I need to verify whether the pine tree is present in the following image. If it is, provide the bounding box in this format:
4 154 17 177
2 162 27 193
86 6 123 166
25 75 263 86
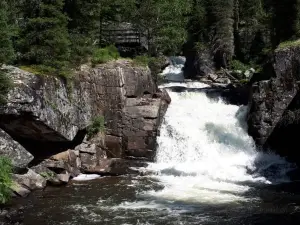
271 0 299 47
64 0 100 63
135 0 191 55
0 0 15 64
187 0 207 44
19 0 70 72
207 0 234 68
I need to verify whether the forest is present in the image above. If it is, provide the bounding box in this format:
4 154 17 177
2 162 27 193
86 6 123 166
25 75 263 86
0 0 300 76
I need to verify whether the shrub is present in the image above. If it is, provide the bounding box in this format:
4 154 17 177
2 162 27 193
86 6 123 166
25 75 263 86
132 55 151 67
40 171 55 179
0 70 12 104
231 60 249 72
92 45 120 65
0 156 13 204
277 39 300 50
87 116 105 140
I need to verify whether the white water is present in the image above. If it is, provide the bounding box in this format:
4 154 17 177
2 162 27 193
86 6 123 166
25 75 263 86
73 174 101 181
145 58 295 204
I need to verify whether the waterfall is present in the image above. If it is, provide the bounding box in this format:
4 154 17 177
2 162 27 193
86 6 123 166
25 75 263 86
145 58 295 204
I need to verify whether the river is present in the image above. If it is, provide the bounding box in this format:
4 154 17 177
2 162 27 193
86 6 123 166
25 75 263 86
18 58 300 225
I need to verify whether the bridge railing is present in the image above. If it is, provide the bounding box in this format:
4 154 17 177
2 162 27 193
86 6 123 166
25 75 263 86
101 23 148 50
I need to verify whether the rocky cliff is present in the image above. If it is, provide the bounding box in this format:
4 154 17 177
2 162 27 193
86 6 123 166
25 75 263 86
0 59 170 196
248 46 300 164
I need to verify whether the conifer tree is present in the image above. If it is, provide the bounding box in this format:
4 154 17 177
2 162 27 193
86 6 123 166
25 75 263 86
207 0 234 68
19 0 70 72
135 0 191 55
0 0 15 64
187 0 207 43
271 0 299 47
64 0 100 63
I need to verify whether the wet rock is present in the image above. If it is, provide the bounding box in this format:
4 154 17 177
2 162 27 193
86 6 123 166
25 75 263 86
13 169 46 191
4 206 24 225
80 153 98 169
56 173 70 184
84 158 147 176
11 183 31 197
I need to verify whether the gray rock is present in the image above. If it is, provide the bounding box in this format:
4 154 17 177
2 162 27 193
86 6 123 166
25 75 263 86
0 59 170 178
208 74 218 81
248 46 300 163
11 183 31 197
75 142 97 154
84 158 147 175
0 129 33 170
13 169 46 191
57 173 70 184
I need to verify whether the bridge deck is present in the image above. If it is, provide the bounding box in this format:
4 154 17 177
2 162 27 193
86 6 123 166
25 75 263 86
101 22 148 50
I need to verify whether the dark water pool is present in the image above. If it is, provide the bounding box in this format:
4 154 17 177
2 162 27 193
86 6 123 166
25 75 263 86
17 176 300 225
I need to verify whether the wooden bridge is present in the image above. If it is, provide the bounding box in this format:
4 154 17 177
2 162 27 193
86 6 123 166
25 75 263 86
101 22 149 54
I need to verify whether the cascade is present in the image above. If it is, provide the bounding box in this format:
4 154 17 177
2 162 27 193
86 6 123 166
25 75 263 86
145 57 294 204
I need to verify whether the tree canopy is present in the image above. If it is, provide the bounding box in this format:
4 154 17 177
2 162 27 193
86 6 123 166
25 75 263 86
0 0 299 72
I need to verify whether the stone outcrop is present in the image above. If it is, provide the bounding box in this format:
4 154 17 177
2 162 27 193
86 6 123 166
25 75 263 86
0 59 170 195
0 129 33 171
247 46 300 163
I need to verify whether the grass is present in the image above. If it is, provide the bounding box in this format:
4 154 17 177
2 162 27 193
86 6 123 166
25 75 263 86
92 45 120 65
0 156 13 204
19 64 72 80
132 55 152 67
277 39 300 50
87 116 105 140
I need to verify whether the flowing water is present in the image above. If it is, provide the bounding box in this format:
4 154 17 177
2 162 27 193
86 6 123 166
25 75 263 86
19 58 300 225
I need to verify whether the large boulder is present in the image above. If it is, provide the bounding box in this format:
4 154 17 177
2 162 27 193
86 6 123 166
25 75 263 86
0 59 170 176
13 169 47 191
248 45 300 163
0 128 33 170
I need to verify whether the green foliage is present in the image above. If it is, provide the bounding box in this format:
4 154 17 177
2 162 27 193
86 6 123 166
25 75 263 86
87 116 105 139
231 60 249 72
0 0 300 81
0 70 12 104
0 0 15 64
276 39 300 50
134 0 192 55
40 171 55 179
132 55 151 67
19 64 72 80
92 45 120 65
19 0 70 73
271 0 300 47
64 0 100 64
207 0 235 68
0 156 13 204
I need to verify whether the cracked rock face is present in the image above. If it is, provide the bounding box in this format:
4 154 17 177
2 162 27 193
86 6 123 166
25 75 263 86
0 59 170 193
0 128 33 170
247 47 300 163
